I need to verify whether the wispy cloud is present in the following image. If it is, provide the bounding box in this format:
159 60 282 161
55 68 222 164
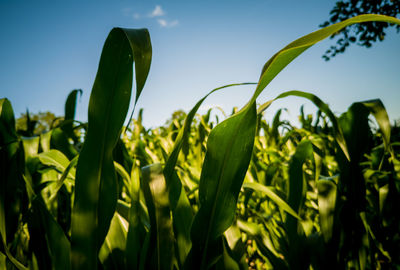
123 5 179 28
157 18 179 28
149 5 165 17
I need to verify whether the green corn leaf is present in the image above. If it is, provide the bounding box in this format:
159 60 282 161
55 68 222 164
114 161 132 197
215 237 240 270
40 130 52 152
116 199 130 221
339 102 371 162
62 89 82 142
360 99 391 151
27 197 71 270
250 14 400 103
64 89 82 122
99 213 128 269
167 171 193 267
252 15 400 164
37 149 75 178
287 140 313 216
48 155 78 202
285 140 313 268
22 136 39 160
317 177 338 243
50 128 78 160
113 139 134 177
0 99 28 269
126 165 148 269
70 27 152 269
189 102 257 269
224 223 246 267
242 182 301 220
0 98 18 144
141 163 176 270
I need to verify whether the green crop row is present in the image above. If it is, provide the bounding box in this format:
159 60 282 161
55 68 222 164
1 15 400 270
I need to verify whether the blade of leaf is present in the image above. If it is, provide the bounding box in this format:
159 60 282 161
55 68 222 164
189 102 257 269
62 89 82 142
70 27 152 269
251 14 400 103
361 99 391 151
285 140 313 269
125 165 148 269
0 99 29 270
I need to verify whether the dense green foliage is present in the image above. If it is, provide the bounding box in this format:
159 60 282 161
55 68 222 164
1 15 400 269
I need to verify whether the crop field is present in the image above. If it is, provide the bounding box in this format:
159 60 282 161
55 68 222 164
1 14 400 270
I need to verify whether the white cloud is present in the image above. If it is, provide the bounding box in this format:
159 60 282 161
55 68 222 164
124 5 178 28
157 18 167 27
149 5 165 17
157 18 179 28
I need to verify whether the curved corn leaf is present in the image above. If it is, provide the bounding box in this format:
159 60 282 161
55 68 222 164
99 213 128 269
252 15 400 165
70 27 152 269
37 149 75 179
242 182 301 220
189 102 257 269
360 99 391 151
250 14 400 103
62 89 82 142
163 83 255 266
114 161 131 197
64 89 82 122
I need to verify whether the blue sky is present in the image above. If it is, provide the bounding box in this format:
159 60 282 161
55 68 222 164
1 1 399 128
